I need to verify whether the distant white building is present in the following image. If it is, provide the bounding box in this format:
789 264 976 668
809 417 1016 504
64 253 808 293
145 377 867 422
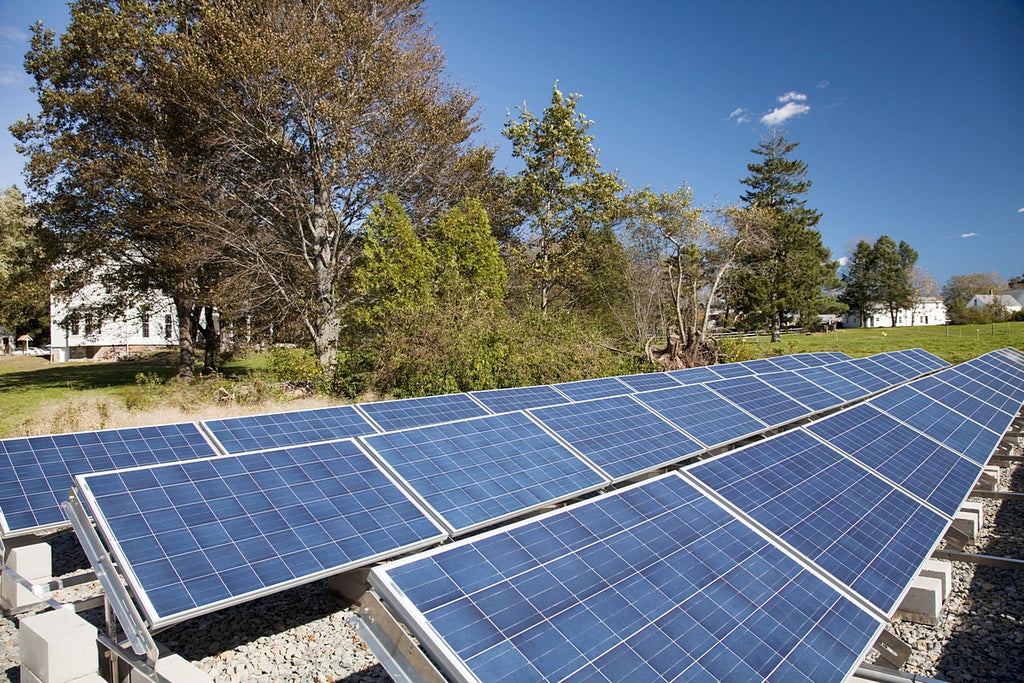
966 293 1022 315
841 297 947 328
50 281 178 362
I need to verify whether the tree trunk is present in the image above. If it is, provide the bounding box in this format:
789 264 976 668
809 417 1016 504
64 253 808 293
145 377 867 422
174 294 197 381
770 311 782 343
199 305 220 374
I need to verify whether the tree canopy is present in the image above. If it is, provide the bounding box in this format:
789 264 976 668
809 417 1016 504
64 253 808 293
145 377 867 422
840 235 919 327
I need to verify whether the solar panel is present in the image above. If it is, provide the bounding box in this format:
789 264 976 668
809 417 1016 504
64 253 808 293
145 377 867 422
357 393 491 433
706 376 811 426
756 371 845 413
708 362 756 379
815 352 854 364
528 395 703 481
666 365 721 385
551 376 631 402
360 412 608 534
794 366 870 402
864 353 919 380
739 358 785 374
470 385 569 414
633 384 767 449
203 406 376 455
954 361 1024 404
886 349 939 376
868 386 1000 465
613 372 681 392
909 375 1014 434
0 423 219 536
75 439 447 628
965 356 1024 399
762 355 810 371
902 348 951 372
944 367 1024 414
370 474 882 683
806 404 983 517
830 360 891 393
685 429 949 614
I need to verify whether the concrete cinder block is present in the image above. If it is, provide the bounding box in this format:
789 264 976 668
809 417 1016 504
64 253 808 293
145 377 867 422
978 466 1001 490
2 543 52 610
895 576 944 626
962 500 985 526
919 559 952 600
949 510 979 542
19 608 99 683
130 654 213 683
327 567 371 605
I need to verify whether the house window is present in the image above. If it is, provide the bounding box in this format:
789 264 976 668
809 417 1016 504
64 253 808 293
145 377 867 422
164 314 173 339
141 313 150 338
84 313 101 335
70 315 80 335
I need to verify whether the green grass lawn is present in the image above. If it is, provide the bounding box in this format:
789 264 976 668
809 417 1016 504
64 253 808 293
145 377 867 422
721 321 1024 365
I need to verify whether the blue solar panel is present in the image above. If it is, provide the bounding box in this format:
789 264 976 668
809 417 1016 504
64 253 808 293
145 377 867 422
360 412 608 534
956 360 1024 404
529 395 703 481
945 367 1024 414
764 355 811 371
868 386 1001 465
634 384 766 448
707 376 810 425
815 352 854 364
709 362 756 379
614 372 681 392
966 356 1024 399
831 360 891 393
0 423 219 536
470 385 569 414
910 375 1014 434
371 474 881 683
902 348 950 372
358 393 491 433
203 406 376 455
794 366 870 402
885 349 938 376
756 371 845 413
76 439 446 628
806 404 983 517
666 365 721 385
865 353 919 380
686 429 949 614
740 358 785 374
552 376 631 402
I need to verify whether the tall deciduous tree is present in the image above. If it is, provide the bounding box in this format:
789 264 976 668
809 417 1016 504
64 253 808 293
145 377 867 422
942 272 1008 324
13 0 224 379
184 0 494 371
503 84 625 315
731 131 837 341
0 186 57 342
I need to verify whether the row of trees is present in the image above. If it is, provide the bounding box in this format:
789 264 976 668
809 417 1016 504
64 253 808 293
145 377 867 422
5 0 916 396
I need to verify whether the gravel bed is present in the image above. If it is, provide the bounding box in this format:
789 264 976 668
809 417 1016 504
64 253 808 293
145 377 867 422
3 443 1023 682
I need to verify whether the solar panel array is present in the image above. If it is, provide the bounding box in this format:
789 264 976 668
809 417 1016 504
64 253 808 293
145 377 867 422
61 349 927 630
366 349 1024 682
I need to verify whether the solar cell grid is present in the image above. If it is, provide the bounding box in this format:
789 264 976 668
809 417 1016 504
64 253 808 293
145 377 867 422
372 474 881 683
952 363 1024 404
832 360 891 393
760 354 808 371
794 366 870 402
904 348 951 371
967 356 1024 397
613 372 681 392
706 375 811 426
739 358 785 374
942 368 1023 415
866 353 920 380
848 357 907 386
755 371 844 413
528 395 703 481
76 439 446 628
686 429 950 614
360 412 608 534
551 376 631 402
868 386 1001 465
708 362 756 379
1 423 218 536
665 365 721 385
633 384 766 449
203 406 376 455
910 375 1014 434
470 385 569 414
357 393 491 433
806 404 983 516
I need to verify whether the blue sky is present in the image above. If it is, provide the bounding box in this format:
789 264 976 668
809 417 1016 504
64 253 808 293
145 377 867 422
1 0 1022 285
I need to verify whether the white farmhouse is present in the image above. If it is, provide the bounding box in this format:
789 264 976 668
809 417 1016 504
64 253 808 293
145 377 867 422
841 297 947 328
50 282 178 362
965 293 1023 315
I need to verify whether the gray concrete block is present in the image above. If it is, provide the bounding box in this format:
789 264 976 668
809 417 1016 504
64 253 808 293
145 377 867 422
895 576 943 626
2 543 52 610
19 608 99 683
978 465 1001 490
130 654 213 683
919 558 952 601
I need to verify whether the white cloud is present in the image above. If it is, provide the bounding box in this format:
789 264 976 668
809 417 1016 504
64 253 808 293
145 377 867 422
0 67 25 86
778 91 807 103
760 102 810 126
727 107 750 124
837 256 849 267
961 232 978 238
1018 207 1024 213
0 25 27 46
